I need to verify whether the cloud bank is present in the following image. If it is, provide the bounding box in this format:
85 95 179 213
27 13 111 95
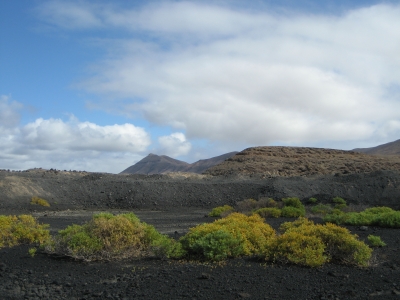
0 96 151 173
37 1 400 149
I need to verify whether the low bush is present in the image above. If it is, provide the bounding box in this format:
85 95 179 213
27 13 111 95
332 197 346 205
253 207 281 218
281 206 305 218
180 213 276 260
236 199 259 212
308 197 318 204
282 197 303 209
367 235 386 247
323 206 400 228
0 215 50 248
208 205 234 217
45 213 179 261
311 204 333 215
30 196 50 207
268 218 372 267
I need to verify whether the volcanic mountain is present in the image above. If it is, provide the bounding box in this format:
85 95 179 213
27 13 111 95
120 152 238 175
353 139 400 155
204 146 400 177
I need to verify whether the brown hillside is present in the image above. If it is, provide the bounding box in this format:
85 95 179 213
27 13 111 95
353 139 400 155
204 146 400 177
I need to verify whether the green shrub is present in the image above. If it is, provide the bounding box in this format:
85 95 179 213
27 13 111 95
282 197 303 208
367 235 386 247
308 197 318 204
253 207 281 218
311 204 333 215
30 196 50 207
323 206 400 228
208 205 234 217
187 229 243 261
332 197 346 205
268 218 372 267
334 203 348 211
376 211 400 228
364 207 394 215
180 213 276 260
28 247 37 257
0 215 50 248
281 206 305 218
46 212 177 261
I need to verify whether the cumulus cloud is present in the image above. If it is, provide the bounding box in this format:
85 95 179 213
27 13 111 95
0 101 151 173
38 2 400 149
158 132 192 157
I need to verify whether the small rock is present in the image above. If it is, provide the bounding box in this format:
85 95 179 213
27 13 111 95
360 226 368 231
198 273 211 279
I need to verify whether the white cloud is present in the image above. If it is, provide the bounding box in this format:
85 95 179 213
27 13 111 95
0 95 23 128
158 132 192 157
0 98 151 172
37 1 103 29
39 2 400 150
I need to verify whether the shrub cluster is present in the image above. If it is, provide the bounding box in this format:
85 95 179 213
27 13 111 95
30 196 50 207
179 213 276 261
45 212 181 261
235 197 305 218
323 206 400 228
179 214 371 267
0 215 50 248
208 205 234 217
269 218 372 267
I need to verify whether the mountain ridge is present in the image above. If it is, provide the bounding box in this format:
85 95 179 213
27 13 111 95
120 152 238 174
353 139 400 155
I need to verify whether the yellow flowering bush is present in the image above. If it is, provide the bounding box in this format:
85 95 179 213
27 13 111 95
180 213 276 260
0 215 50 248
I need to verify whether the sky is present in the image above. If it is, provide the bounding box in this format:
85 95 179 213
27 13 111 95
1 0 400 173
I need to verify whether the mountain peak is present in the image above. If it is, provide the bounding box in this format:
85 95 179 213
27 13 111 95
120 152 238 175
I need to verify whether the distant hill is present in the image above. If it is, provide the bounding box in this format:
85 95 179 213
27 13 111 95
120 152 238 175
204 146 400 177
353 139 400 155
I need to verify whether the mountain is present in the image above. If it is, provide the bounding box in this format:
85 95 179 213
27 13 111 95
353 139 400 155
204 146 400 177
120 152 238 175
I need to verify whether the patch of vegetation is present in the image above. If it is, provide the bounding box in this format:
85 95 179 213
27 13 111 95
179 213 276 261
253 207 281 218
281 197 305 217
30 196 50 207
267 217 372 267
0 215 50 248
311 203 333 215
208 205 234 217
28 247 37 257
45 212 180 261
332 197 347 210
307 197 318 204
180 214 371 267
323 206 400 228
367 235 386 247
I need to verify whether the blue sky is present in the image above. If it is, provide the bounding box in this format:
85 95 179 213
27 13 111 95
1 0 399 173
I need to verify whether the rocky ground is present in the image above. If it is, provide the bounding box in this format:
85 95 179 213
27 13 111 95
1 160 400 299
